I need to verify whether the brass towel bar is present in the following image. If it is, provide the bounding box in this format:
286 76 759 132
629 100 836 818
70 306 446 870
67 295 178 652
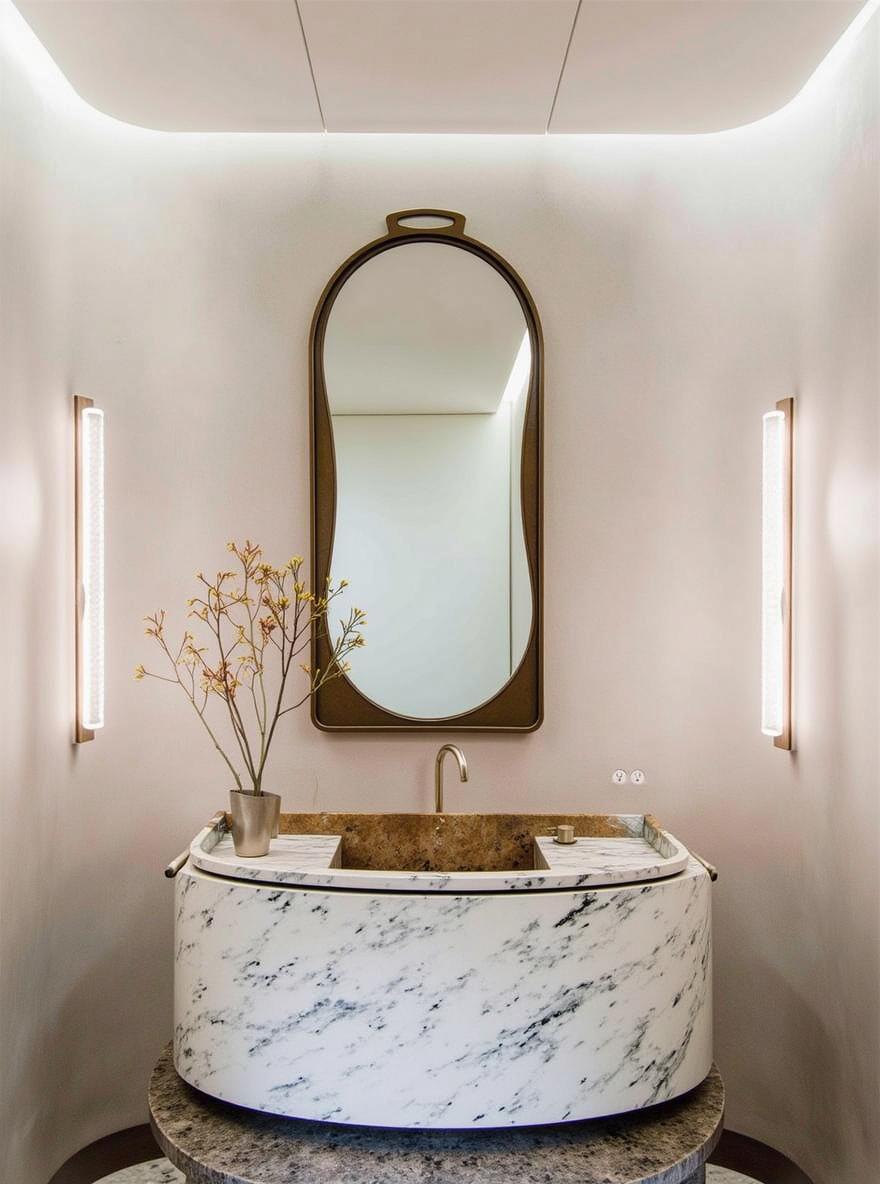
164 810 226 878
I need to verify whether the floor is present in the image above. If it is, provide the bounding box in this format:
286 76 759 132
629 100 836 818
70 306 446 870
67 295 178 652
94 1159 761 1183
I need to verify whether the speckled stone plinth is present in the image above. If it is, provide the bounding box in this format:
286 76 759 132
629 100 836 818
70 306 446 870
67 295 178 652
149 1045 724 1184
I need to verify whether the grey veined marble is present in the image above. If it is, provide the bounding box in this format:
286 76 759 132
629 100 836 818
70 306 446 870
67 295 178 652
188 816 690 893
174 857 712 1127
149 1044 725 1184
95 1161 184 1183
174 811 713 1129
97 1163 761 1184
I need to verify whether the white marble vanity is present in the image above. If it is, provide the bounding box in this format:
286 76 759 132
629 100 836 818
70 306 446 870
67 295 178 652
173 812 713 1129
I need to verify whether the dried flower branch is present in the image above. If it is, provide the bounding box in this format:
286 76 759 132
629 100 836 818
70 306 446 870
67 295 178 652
136 541 366 795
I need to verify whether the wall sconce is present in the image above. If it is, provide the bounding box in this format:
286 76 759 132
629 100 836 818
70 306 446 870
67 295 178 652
75 395 104 742
761 397 794 750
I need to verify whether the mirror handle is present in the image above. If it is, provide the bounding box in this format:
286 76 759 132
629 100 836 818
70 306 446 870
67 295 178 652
385 209 467 238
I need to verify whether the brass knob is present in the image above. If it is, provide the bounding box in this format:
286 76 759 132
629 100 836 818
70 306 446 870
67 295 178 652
553 824 576 845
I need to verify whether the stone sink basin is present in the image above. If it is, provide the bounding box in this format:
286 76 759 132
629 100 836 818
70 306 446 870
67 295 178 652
189 810 691 891
174 811 713 1129
273 810 663 872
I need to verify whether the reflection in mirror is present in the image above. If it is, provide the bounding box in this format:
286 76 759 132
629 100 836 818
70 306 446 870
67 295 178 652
325 243 533 719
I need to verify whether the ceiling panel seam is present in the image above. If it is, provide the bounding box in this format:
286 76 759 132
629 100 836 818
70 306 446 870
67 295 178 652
295 0 327 132
546 0 582 134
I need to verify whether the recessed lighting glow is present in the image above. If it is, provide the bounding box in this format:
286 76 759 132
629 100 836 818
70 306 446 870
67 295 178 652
2 0 877 138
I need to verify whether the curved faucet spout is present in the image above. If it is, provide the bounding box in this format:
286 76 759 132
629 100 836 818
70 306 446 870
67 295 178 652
435 744 468 814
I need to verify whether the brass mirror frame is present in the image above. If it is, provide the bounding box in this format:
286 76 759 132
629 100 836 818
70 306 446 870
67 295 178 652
310 210 543 732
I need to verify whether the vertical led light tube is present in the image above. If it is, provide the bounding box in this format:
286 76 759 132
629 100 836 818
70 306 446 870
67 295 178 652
761 398 793 749
75 395 105 741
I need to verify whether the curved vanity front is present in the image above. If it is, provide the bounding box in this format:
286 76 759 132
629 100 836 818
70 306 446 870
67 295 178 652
173 813 713 1129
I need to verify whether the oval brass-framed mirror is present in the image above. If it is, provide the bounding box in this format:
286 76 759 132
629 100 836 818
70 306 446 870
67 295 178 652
311 210 542 732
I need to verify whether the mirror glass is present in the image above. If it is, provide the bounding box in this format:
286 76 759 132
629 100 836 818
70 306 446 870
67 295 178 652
325 242 533 719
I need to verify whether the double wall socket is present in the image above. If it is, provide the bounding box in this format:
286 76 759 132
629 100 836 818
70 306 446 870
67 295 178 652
612 769 646 785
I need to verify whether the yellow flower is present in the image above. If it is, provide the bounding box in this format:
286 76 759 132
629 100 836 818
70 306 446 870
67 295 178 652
134 664 146 680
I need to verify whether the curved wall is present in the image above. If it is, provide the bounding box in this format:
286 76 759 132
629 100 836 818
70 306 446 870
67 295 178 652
0 3 877 1180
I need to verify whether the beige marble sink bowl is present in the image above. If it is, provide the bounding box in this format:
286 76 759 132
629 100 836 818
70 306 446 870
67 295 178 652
259 811 647 873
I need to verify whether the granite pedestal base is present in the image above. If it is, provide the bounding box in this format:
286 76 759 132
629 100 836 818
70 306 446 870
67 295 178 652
149 1045 723 1184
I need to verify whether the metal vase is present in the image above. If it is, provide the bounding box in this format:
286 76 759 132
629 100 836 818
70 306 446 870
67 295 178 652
229 790 279 857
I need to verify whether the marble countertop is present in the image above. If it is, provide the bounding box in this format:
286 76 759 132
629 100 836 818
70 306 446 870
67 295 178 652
190 822 690 892
149 1043 724 1184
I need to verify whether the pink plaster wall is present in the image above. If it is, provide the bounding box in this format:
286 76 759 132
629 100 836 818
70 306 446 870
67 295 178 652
1 5 877 1181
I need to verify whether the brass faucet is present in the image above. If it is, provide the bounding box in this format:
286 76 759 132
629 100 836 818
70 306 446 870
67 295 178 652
435 744 468 814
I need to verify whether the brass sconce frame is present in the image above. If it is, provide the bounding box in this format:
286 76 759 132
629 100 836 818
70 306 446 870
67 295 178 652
74 394 105 743
762 396 794 752
75 394 94 743
775 396 794 752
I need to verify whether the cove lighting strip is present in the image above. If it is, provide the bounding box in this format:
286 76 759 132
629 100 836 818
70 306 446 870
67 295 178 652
761 397 793 750
75 395 105 742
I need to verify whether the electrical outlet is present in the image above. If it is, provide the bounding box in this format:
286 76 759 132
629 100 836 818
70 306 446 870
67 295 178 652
630 769 646 785
612 769 627 785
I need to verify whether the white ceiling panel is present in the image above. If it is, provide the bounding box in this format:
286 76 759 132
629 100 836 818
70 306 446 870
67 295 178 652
298 0 579 132
13 0 323 131
11 0 872 134
550 0 866 134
